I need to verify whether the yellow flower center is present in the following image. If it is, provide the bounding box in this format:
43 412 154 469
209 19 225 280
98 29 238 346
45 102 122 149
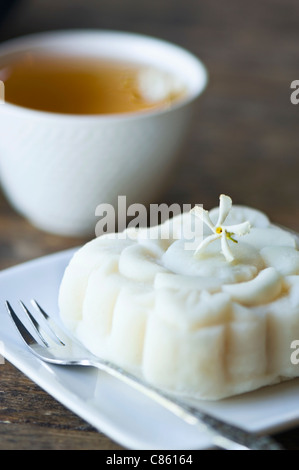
216 226 222 234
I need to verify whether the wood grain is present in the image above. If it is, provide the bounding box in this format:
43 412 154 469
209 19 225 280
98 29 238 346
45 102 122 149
1 0 299 450
0 364 123 450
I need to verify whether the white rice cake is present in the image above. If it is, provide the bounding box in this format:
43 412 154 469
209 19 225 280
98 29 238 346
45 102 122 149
58 203 299 400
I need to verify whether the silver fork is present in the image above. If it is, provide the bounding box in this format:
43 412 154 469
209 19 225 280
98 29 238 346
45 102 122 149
5 300 283 451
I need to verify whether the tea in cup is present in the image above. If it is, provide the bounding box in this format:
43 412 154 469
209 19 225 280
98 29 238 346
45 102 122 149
0 30 207 236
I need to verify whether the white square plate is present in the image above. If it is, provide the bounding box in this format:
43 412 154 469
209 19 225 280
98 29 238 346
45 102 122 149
1 249 299 450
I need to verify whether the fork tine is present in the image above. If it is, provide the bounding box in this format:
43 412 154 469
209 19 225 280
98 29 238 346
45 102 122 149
31 299 50 320
19 301 49 347
30 299 65 346
5 301 40 347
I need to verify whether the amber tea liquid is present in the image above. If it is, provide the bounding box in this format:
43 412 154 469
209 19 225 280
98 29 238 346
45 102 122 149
0 53 184 115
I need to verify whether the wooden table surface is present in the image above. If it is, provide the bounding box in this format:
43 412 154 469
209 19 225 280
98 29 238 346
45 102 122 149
1 0 299 450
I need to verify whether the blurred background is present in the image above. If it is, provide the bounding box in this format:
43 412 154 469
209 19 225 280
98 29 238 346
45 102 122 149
1 0 299 214
0 0 298 250
1 0 299 450
0 0 298 271
1 1 299 220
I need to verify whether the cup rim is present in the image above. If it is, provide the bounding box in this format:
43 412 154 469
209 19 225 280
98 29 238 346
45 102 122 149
0 29 208 122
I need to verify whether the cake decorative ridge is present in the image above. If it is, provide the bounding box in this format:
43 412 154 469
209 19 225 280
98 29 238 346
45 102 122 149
191 194 251 262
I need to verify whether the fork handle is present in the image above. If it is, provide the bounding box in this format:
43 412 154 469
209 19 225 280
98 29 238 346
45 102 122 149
90 358 283 450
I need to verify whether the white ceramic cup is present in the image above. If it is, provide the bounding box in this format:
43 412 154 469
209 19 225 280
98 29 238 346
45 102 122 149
0 30 207 236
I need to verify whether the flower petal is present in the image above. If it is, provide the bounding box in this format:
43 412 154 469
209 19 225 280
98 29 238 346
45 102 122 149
216 194 232 226
224 221 251 236
194 233 220 257
221 232 234 262
191 205 215 233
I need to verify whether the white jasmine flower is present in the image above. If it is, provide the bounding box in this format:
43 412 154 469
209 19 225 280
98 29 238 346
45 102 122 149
191 194 251 262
